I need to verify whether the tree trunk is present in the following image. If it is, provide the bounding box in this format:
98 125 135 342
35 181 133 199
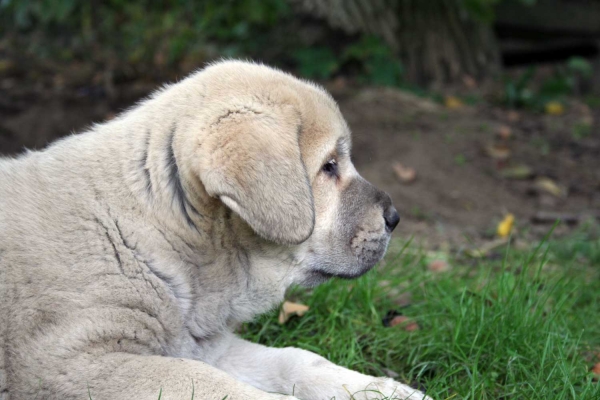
291 0 501 87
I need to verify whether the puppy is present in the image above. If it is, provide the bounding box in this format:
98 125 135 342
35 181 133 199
0 61 430 400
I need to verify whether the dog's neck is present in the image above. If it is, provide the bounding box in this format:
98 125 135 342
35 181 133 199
55 79 309 347
99 101 299 342
113 110 206 235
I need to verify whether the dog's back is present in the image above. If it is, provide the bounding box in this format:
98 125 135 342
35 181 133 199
0 156 45 400
0 134 177 399
0 149 94 399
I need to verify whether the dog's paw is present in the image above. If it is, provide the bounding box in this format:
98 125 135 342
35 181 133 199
344 377 431 400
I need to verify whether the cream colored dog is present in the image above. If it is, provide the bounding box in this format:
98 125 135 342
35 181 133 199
0 61 430 400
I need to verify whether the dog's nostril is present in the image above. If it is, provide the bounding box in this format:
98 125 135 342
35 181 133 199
384 206 400 232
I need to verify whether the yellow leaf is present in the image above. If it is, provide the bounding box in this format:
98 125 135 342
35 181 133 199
497 213 515 238
445 96 464 109
278 301 309 324
535 177 565 197
545 101 564 115
499 164 533 180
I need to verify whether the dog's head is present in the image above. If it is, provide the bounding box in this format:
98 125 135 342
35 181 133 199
190 61 398 286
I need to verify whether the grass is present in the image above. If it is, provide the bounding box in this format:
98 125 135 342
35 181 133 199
242 227 600 399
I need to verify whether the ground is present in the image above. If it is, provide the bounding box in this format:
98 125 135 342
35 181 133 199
2 71 598 250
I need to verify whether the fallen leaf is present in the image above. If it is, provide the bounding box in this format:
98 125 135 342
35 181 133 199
427 259 450 273
507 110 520 122
484 143 511 160
462 75 477 89
278 301 309 324
390 316 408 327
497 213 515 238
389 315 420 331
392 162 417 183
592 362 600 376
535 177 566 198
445 96 464 109
499 165 533 180
497 125 512 140
545 101 565 115
405 321 420 331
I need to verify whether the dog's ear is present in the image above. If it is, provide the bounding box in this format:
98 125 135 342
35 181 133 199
198 104 314 245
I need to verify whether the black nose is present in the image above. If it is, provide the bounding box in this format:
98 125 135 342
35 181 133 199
384 205 400 232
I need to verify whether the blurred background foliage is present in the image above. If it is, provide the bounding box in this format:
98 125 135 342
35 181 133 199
0 0 598 107
1 0 293 75
0 1 530 83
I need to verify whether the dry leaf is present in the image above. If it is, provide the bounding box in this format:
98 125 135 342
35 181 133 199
389 315 408 327
392 162 417 183
545 101 565 115
278 301 309 324
462 75 477 89
499 165 533 180
507 110 520 122
497 125 512 140
497 213 515 238
484 144 511 160
445 96 464 109
535 177 565 198
592 362 600 376
428 259 450 273
405 322 420 331
389 316 420 331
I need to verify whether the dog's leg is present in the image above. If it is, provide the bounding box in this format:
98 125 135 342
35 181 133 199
212 335 431 400
39 352 297 400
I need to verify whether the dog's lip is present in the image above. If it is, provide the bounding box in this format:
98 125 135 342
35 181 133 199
310 268 368 280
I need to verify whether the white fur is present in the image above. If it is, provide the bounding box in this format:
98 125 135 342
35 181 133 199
0 61 430 400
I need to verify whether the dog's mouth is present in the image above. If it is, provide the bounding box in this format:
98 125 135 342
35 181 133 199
310 268 367 280
300 266 373 288
300 237 389 287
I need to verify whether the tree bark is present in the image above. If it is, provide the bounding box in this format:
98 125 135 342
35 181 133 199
291 0 501 87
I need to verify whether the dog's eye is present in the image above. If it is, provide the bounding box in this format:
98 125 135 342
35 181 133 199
322 159 338 177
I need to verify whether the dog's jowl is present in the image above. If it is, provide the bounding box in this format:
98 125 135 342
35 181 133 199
0 61 430 400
